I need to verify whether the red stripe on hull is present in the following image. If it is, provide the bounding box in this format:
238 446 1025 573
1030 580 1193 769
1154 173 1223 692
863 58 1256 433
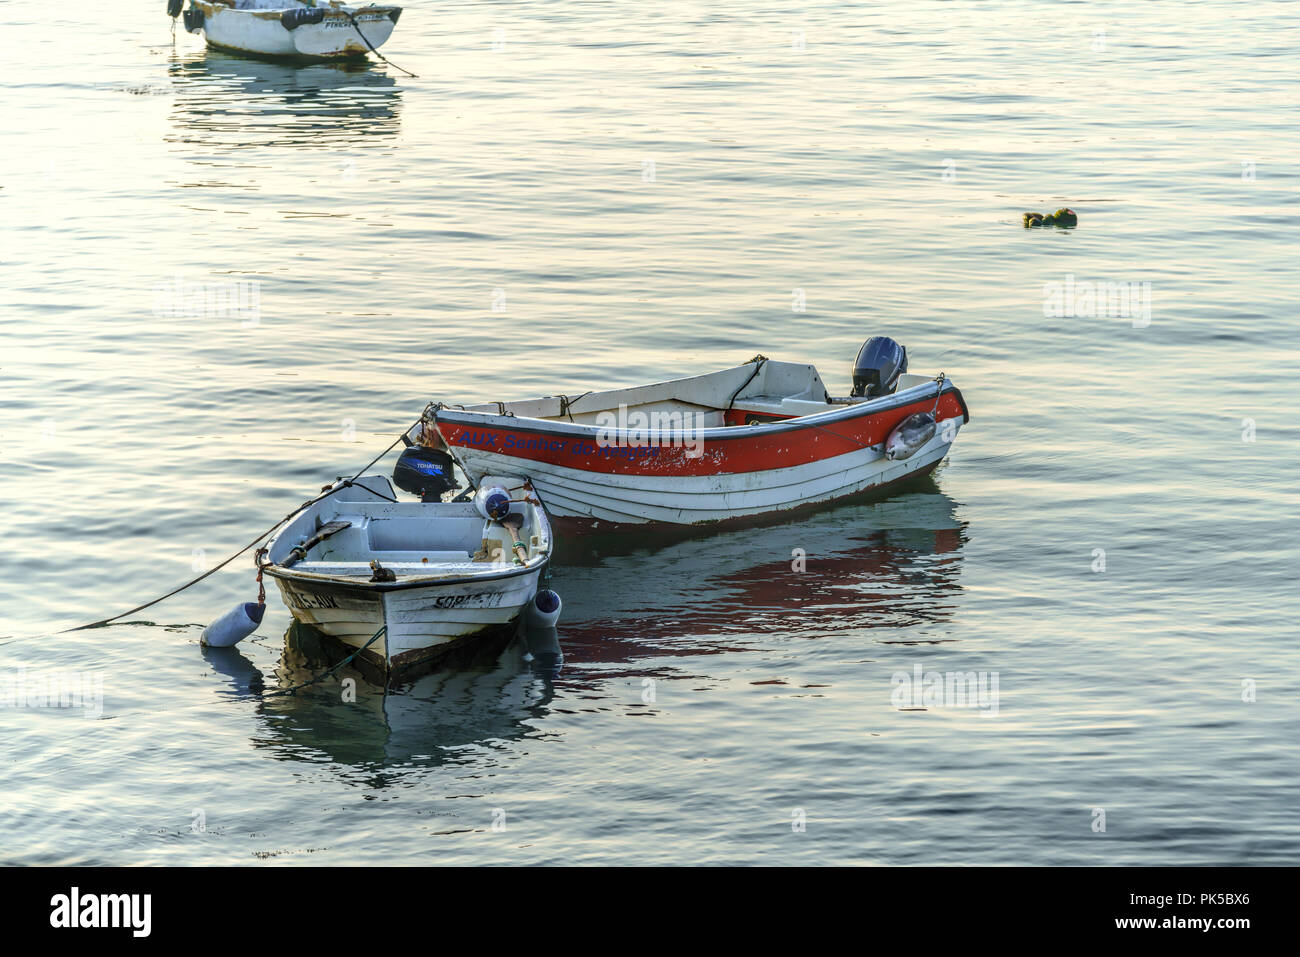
440 392 965 477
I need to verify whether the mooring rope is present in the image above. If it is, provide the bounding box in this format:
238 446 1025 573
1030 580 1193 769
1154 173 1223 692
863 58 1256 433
0 415 426 646
557 391 592 422
725 355 768 412
930 372 947 414
345 11 418 78
262 625 387 698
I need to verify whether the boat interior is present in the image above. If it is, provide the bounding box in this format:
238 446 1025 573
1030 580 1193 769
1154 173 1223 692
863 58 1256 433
269 477 548 579
433 360 938 429
209 1 375 12
220 1 317 10
218 1 400 10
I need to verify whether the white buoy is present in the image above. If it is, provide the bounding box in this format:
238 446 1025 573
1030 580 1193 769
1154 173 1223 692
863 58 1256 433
526 589 562 629
474 485 512 521
201 602 266 648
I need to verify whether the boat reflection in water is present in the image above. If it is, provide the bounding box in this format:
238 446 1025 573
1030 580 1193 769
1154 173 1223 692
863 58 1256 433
166 48 401 149
552 480 969 676
203 481 965 772
202 624 561 776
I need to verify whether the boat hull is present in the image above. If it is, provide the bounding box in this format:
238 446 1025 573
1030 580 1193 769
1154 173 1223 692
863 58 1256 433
189 2 399 60
269 563 545 678
452 432 955 531
435 380 968 530
262 474 552 682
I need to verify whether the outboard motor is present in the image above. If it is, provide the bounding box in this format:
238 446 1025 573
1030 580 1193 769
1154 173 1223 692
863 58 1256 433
182 6 204 33
850 336 908 398
167 0 184 19
392 446 457 502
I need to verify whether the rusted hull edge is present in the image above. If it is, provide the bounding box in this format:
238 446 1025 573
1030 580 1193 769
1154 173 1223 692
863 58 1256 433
204 37 370 63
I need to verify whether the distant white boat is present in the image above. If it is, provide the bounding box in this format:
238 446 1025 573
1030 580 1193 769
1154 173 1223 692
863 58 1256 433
171 1 402 61
261 475 552 681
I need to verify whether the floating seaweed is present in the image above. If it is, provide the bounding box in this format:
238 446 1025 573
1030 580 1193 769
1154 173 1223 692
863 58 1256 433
1023 208 1079 228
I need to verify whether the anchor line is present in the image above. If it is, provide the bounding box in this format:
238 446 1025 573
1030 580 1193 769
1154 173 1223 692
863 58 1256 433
521 478 556 590
725 355 768 412
254 548 269 604
262 625 387 698
345 12 418 78
2 416 426 644
930 372 947 414
557 391 592 422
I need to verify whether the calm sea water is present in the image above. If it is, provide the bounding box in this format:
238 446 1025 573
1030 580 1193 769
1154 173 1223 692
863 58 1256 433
2 1 1298 865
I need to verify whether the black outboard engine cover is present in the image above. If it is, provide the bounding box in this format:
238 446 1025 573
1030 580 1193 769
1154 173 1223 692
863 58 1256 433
392 447 457 502
851 336 908 398
182 6 203 32
167 0 184 19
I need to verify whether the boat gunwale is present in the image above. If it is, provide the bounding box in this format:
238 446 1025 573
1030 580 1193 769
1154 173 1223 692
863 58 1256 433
432 379 969 443
190 1 403 16
262 553 549 592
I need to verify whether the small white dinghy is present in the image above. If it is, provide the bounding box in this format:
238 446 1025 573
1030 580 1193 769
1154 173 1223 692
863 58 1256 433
261 474 553 681
170 1 402 61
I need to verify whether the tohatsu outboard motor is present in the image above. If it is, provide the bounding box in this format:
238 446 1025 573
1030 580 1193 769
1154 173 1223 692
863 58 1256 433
392 446 457 502
850 336 908 398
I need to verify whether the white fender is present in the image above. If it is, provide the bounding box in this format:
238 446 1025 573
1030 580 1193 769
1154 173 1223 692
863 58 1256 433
201 602 266 647
526 589 562 629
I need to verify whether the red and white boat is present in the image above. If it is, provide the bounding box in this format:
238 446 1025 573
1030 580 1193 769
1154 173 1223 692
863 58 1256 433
424 338 969 531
